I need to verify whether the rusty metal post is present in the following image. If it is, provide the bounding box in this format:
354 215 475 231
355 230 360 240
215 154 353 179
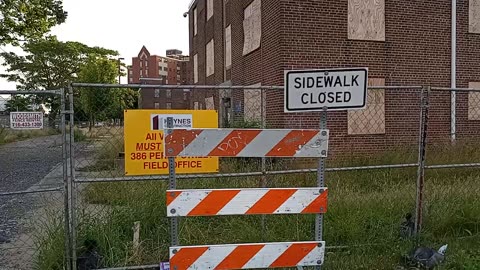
415 86 430 235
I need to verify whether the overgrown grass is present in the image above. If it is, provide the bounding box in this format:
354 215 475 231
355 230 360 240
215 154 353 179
0 127 59 144
35 141 480 269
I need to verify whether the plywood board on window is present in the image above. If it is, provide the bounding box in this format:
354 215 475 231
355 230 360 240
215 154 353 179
348 0 385 41
193 54 198 83
244 83 265 123
206 39 215 77
207 0 214 20
225 25 232 68
468 82 480 120
243 0 261 55
205 96 215 110
470 0 480 33
348 78 385 135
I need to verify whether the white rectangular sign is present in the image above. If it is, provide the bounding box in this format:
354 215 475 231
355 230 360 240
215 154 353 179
10 112 44 130
150 114 193 130
285 68 368 112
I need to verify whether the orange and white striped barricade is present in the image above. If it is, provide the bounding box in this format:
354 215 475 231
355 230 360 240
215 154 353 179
164 128 329 270
169 241 325 270
167 187 328 217
164 129 329 158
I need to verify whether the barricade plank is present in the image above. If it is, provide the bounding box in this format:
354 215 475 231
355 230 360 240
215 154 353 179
166 188 328 217
169 241 325 270
164 129 329 158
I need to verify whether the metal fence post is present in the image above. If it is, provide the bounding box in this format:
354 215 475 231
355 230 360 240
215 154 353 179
260 88 267 240
316 107 328 269
167 117 179 246
61 88 72 270
415 86 430 235
68 84 77 269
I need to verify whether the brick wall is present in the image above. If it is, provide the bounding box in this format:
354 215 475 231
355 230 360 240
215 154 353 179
188 0 480 157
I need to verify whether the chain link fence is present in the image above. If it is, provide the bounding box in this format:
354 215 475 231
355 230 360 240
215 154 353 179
0 90 66 270
2 84 480 269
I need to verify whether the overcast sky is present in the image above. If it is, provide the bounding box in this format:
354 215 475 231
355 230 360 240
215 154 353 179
0 0 192 90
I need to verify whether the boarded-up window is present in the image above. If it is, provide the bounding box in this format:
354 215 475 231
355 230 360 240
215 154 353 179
206 39 215 77
243 0 261 56
244 83 265 123
348 0 385 41
348 78 385 135
193 54 198 83
193 7 198 35
205 96 215 110
469 82 480 120
207 0 214 20
225 25 232 68
194 101 199 110
470 0 480 33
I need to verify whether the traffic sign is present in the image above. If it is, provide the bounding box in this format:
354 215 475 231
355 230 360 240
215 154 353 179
284 67 368 112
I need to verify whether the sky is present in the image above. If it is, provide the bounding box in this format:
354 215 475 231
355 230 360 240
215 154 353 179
0 0 192 90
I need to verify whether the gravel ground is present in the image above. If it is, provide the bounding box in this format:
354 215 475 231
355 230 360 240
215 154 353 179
0 135 63 244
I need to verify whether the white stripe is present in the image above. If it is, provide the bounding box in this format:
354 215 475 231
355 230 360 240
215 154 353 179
237 130 290 156
293 130 329 158
243 243 289 269
180 129 230 156
275 189 320 214
167 191 209 217
217 189 269 215
188 245 236 270
298 244 325 266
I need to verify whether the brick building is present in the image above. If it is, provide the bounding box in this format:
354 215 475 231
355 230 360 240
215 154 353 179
187 0 480 156
127 46 190 109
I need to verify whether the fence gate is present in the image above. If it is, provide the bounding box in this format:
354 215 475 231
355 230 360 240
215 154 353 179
164 120 330 269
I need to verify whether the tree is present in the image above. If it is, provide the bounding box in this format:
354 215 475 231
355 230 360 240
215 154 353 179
0 0 67 45
77 56 119 130
5 95 31 112
0 36 118 127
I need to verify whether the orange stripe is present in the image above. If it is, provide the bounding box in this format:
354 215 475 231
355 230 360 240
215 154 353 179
208 130 261 156
166 129 202 156
269 243 317 268
166 191 182 206
170 247 208 270
188 190 241 216
265 130 318 157
245 189 297 214
301 189 328 214
214 244 264 270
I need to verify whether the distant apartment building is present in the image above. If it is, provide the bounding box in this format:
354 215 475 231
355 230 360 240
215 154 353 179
127 46 190 109
187 0 480 156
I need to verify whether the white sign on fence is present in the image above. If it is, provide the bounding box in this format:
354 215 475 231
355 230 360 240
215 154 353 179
285 67 368 112
10 112 44 130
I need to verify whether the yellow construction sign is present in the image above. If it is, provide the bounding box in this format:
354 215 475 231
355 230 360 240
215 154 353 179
124 110 219 175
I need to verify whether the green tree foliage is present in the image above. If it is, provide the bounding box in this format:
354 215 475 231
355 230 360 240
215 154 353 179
0 0 67 45
5 95 31 112
0 36 118 127
77 56 125 130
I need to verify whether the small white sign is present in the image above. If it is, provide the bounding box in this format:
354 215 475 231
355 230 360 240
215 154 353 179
159 262 170 270
151 114 193 130
10 112 44 130
285 68 368 112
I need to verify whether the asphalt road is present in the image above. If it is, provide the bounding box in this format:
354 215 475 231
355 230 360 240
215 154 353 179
0 135 63 242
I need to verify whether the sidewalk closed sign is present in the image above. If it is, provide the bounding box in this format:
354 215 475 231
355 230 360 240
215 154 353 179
284 68 368 112
10 112 44 129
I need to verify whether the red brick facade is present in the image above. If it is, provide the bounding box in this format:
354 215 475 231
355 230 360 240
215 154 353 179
128 46 190 109
188 0 480 156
